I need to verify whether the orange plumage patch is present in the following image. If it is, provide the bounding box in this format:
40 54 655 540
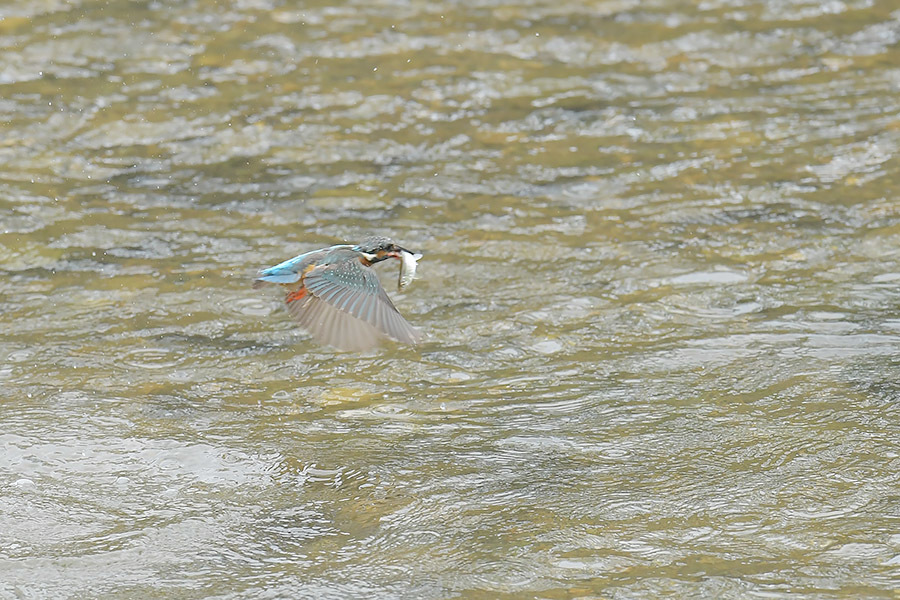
285 288 308 303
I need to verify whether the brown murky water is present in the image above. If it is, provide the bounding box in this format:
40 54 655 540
2 0 900 598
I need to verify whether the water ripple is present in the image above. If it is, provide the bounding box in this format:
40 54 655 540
2 0 900 598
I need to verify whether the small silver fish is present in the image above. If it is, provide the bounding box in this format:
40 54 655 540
398 250 422 290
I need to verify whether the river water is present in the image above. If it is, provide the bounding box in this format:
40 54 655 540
2 0 900 598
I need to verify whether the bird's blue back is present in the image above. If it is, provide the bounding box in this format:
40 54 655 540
256 244 353 284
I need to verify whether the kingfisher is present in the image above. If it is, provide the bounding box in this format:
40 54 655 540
253 236 422 352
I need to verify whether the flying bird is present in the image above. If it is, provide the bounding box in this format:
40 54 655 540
254 236 422 351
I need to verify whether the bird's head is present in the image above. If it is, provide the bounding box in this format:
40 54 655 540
353 236 416 264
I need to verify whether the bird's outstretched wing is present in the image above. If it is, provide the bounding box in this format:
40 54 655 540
285 259 421 351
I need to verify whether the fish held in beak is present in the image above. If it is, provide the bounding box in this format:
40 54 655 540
398 249 422 290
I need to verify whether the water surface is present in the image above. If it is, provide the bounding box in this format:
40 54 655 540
2 0 900 598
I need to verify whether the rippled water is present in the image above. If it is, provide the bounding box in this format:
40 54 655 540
3 0 900 597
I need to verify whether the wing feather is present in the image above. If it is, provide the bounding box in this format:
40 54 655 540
292 259 420 349
329 286 354 309
291 295 384 351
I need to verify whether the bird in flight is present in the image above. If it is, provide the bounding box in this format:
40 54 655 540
254 236 422 351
